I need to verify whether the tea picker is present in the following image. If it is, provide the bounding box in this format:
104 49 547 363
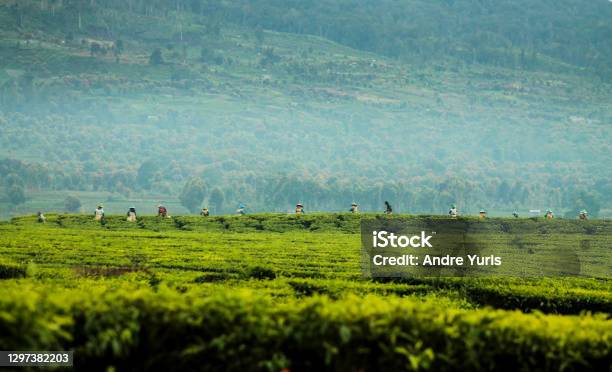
384 201 393 214
158 204 169 218
94 204 105 221
295 203 305 214
127 206 137 222
237 203 247 215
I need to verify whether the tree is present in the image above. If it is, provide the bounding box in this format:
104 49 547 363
179 178 207 213
115 39 124 53
496 180 512 203
206 22 221 37
113 39 124 63
209 187 225 214
90 42 102 57
5 173 24 188
200 47 223 65
64 195 82 213
137 160 159 189
7 185 26 206
254 25 264 44
149 48 164 65
259 47 280 66
564 191 600 218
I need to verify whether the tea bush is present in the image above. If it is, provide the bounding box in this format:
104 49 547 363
0 214 609 370
0 285 610 371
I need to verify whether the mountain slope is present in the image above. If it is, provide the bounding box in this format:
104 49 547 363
0 0 610 217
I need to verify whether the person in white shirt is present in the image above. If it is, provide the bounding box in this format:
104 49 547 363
449 204 458 218
94 205 105 221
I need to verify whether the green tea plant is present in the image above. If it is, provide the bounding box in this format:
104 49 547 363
0 214 609 370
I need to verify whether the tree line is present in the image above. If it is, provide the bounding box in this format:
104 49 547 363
1 158 604 218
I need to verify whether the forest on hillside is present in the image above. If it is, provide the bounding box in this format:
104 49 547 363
0 0 610 216
6 0 611 75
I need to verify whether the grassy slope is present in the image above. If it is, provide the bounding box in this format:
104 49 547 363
1 213 610 312
0 214 610 369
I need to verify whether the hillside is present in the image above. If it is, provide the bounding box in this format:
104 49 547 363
0 0 611 218
0 214 610 369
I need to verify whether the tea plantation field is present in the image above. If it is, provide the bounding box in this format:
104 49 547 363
0 214 610 371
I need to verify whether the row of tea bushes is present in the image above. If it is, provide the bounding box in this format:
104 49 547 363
0 283 609 371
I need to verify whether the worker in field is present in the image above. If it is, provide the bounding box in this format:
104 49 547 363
579 209 588 220
37 211 46 223
545 209 554 219
350 202 359 213
479 209 487 219
158 204 168 218
449 204 458 218
512 211 519 218
295 203 305 214
236 203 246 215
126 206 137 222
200 207 209 217
384 201 393 214
94 204 105 221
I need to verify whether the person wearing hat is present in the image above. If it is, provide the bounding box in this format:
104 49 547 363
200 207 210 217
94 204 105 221
349 202 359 213
295 203 305 215
236 203 246 215
545 209 554 219
449 204 458 218
157 204 168 218
126 206 137 222
578 210 588 220
479 209 487 219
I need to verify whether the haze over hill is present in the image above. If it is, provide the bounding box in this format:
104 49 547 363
0 0 610 217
